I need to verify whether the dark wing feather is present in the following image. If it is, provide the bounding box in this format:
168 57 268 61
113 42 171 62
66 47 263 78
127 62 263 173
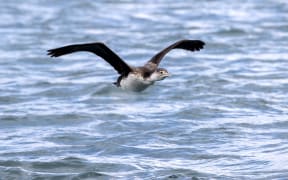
47 42 132 76
148 39 205 66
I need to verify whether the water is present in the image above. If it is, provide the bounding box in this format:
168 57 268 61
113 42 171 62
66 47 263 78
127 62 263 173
1 0 288 179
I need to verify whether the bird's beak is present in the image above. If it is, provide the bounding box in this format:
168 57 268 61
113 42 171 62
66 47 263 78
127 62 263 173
162 72 170 79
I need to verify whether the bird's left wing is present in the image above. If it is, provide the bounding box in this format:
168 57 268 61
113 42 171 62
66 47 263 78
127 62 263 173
147 39 205 67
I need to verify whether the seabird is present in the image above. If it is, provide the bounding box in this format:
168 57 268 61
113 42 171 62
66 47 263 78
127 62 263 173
47 39 205 92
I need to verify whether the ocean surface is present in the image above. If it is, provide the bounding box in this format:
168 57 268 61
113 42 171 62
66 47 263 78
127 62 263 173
1 0 288 179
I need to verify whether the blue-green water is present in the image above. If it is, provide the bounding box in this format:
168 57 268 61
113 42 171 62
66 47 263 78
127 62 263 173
1 0 288 179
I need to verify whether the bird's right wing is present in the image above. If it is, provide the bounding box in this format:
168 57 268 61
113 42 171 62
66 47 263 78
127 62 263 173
47 42 132 76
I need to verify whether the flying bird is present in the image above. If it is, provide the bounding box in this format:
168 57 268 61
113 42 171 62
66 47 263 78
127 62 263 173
47 39 205 92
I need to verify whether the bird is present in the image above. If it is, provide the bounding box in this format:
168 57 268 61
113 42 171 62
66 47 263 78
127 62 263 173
47 39 205 92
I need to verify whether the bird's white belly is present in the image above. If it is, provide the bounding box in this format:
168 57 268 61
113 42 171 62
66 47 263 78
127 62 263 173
120 74 154 92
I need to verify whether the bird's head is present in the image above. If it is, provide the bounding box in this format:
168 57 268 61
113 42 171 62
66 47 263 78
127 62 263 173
150 68 170 81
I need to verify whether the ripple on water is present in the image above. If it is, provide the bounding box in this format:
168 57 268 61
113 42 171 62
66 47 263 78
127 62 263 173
1 0 288 179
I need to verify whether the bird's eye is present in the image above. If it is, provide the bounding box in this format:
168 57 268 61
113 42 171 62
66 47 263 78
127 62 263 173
160 71 164 74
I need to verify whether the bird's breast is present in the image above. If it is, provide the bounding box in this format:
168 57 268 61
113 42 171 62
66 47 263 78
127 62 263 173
120 73 154 92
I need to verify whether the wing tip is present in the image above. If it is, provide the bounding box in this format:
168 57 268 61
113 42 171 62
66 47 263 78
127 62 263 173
46 49 63 57
47 49 56 57
195 40 205 49
180 39 205 51
193 40 205 51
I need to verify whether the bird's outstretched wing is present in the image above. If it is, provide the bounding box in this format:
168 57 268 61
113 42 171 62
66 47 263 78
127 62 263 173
147 39 205 66
47 42 132 76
